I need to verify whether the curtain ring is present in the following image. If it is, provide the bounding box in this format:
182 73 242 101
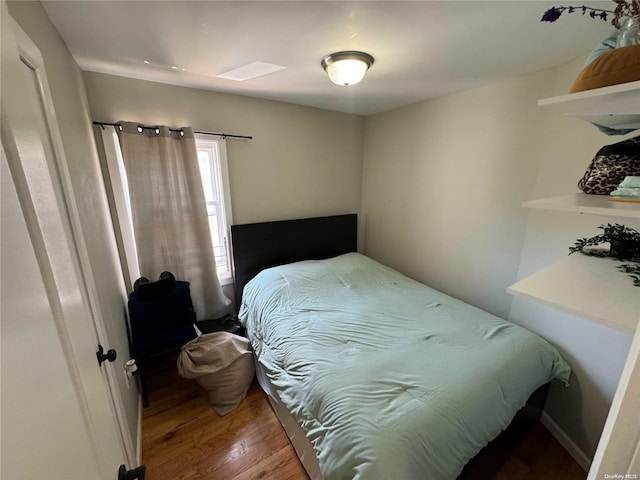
137 125 144 133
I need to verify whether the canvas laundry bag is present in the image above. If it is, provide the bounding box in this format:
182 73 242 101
177 332 254 416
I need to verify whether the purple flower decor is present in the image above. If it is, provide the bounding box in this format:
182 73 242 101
541 0 640 28
541 5 610 23
541 7 564 22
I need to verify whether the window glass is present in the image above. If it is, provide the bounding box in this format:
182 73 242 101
196 137 232 282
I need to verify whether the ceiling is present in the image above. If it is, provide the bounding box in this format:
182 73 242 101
42 1 614 116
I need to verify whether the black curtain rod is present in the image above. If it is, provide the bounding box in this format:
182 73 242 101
92 121 252 140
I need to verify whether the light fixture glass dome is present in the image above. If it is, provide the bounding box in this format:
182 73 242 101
321 51 374 86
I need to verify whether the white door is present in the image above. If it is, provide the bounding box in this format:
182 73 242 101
588 323 640 479
1 7 129 479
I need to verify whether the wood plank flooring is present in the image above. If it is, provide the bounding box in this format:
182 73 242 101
142 355 587 480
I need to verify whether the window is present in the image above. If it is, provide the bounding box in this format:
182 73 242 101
196 135 233 284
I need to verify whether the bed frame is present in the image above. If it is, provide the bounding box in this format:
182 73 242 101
230 213 549 480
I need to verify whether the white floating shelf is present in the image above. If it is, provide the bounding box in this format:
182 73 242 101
508 255 639 333
523 193 640 219
522 83 640 333
537 80 640 129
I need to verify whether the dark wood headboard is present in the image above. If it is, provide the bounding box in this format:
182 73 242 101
230 214 357 305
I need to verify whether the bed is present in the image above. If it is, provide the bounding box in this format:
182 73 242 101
231 214 571 480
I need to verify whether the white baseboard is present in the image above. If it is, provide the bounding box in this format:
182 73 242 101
136 394 143 464
541 411 592 472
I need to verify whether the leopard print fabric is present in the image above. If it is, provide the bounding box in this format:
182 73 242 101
578 135 640 195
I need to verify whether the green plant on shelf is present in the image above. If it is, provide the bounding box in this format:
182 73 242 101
569 223 640 286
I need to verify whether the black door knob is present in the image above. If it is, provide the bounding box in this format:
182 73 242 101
96 344 117 366
118 464 146 480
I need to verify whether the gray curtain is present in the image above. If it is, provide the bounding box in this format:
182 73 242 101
117 122 231 320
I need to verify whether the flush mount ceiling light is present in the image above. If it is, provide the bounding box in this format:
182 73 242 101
321 51 374 86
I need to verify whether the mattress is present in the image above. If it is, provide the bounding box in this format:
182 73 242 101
239 253 571 480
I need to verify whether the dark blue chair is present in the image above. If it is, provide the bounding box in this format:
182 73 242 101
128 273 198 406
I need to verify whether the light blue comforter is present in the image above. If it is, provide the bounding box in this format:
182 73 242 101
239 253 571 479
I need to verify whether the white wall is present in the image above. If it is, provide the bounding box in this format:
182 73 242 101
83 73 364 305
361 60 634 464
82 72 364 227
362 69 553 319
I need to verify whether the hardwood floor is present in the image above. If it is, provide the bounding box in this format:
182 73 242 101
142 355 587 480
